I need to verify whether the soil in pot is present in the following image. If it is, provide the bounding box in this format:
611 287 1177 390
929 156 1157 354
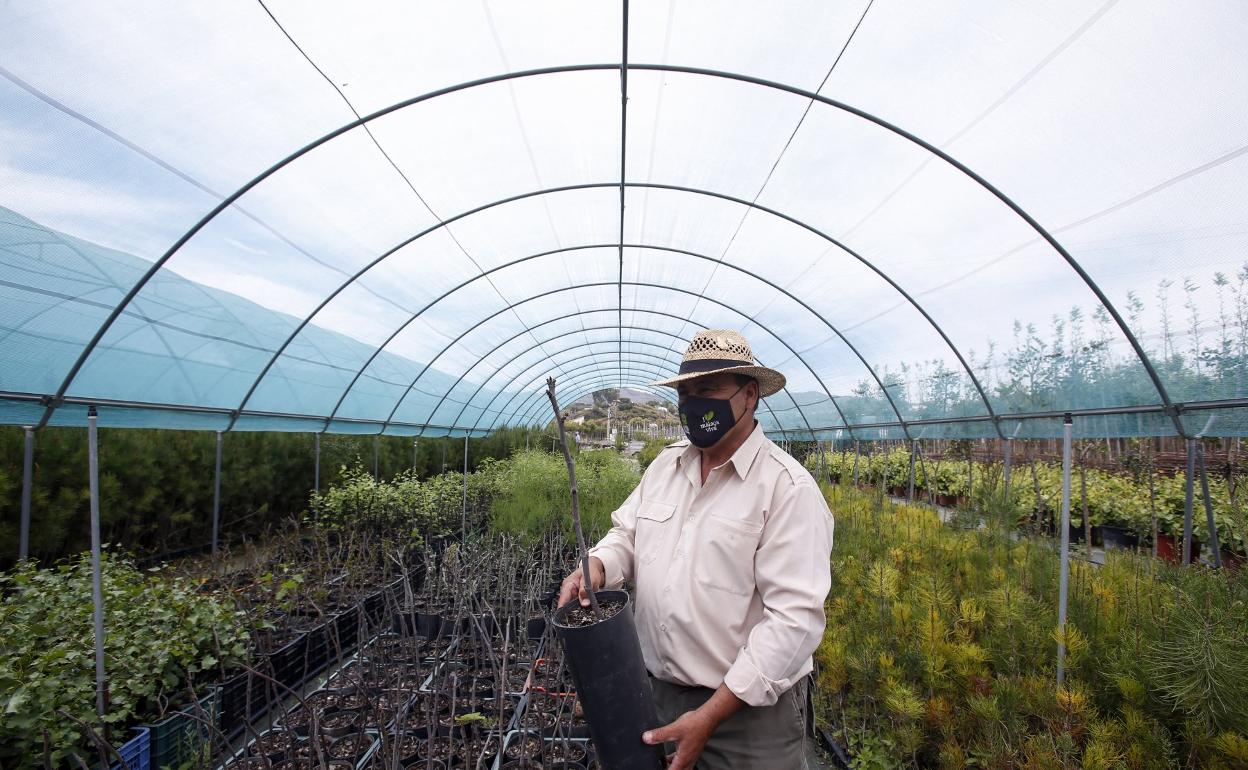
318 708 363 738
558 598 626 628
226 757 270 770
462 736 500 765
547 740 588 764
303 690 342 713
278 707 312 736
504 733 545 761
518 706 557 732
250 731 295 762
400 761 447 770
326 734 374 763
416 735 459 765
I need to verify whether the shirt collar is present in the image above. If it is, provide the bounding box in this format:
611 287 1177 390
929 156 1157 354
677 420 768 482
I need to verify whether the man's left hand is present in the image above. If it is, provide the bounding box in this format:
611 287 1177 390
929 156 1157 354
643 709 716 770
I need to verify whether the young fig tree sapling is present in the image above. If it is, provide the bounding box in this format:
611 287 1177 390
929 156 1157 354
546 377 601 619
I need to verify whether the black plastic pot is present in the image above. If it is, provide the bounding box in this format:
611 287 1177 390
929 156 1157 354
1100 524 1140 551
551 590 665 770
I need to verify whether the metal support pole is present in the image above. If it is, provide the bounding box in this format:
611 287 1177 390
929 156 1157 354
1183 439 1196 566
413 439 419 473
373 434 380 481
817 439 826 486
212 431 222 556
1002 437 1013 502
19 426 34 560
87 407 107 719
907 439 917 502
1197 442 1222 567
1056 414 1073 686
852 441 860 486
314 432 321 494
461 435 469 540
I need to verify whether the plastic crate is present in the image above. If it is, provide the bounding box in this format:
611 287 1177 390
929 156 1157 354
146 689 218 770
268 632 310 692
101 727 150 770
219 670 272 738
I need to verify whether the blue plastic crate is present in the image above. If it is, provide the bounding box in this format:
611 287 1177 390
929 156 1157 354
108 727 150 770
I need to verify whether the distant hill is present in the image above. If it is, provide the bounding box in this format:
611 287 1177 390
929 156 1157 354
572 386 669 406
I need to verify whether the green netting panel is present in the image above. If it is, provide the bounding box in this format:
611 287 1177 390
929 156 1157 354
1 2 1245 438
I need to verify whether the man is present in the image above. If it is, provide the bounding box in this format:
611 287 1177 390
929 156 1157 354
558 329 835 770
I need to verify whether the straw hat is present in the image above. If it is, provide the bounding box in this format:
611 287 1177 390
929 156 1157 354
651 329 786 397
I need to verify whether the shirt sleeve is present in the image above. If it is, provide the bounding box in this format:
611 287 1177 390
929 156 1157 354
722 475 834 707
587 481 643 589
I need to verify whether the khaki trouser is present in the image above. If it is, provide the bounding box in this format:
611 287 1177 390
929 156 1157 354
650 676 809 770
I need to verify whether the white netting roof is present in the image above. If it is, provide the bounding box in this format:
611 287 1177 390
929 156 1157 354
1 1 1246 438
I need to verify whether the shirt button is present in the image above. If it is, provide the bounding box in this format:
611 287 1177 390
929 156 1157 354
663 586 671 593
660 624 668 632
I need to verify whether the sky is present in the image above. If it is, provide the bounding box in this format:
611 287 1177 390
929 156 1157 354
0 0 1246 430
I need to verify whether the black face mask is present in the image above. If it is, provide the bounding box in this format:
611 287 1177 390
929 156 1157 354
678 383 747 449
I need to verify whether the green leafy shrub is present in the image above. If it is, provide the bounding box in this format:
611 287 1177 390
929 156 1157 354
489 449 638 542
0 552 246 768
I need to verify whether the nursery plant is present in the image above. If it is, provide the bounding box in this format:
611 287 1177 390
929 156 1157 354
813 483 1248 769
0 552 246 768
546 376 665 770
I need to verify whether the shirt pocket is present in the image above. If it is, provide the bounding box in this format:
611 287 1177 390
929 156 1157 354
636 501 676 565
696 514 763 596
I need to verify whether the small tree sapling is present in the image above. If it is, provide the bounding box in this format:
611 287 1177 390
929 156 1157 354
546 377 601 620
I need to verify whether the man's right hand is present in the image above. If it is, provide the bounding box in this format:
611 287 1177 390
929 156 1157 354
557 556 606 608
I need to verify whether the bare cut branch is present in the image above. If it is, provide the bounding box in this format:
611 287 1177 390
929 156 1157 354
546 377 601 619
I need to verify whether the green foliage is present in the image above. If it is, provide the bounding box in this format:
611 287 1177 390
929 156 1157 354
637 437 677 471
489 449 639 543
0 425 545 568
0 553 247 768
815 484 1248 768
806 447 1248 551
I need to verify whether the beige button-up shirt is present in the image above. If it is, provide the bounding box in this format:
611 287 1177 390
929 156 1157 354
588 422 834 708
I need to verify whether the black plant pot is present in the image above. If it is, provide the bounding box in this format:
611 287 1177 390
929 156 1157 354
1100 524 1140 551
551 590 665 770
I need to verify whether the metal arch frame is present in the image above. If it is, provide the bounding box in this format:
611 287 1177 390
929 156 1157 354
519 371 818 429
523 377 678 429
417 293 830 436
491 326 823 439
476 303 818 434
399 287 823 434
319 246 623 429
451 326 790 434
321 239 860 436
466 308 809 435
37 63 1179 436
513 363 800 431
517 368 675 426
382 280 827 437
525 380 675 431
429 330 680 429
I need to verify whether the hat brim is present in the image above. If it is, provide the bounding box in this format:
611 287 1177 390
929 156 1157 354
651 364 787 398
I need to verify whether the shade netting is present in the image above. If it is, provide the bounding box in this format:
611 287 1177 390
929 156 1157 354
2 1 1246 439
